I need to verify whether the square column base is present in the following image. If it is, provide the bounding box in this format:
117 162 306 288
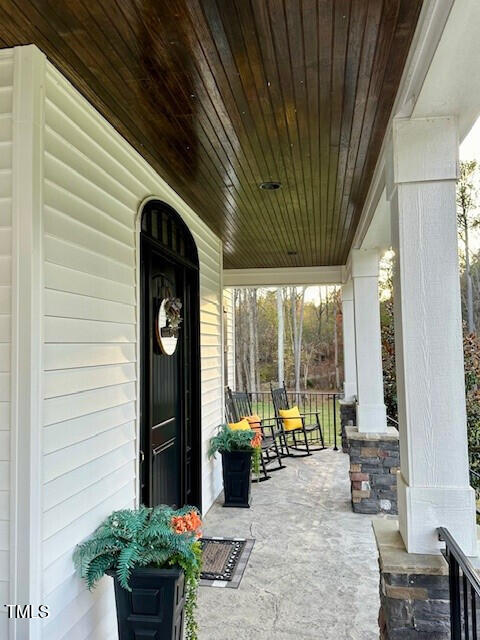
356 402 387 433
397 473 478 556
346 426 399 514
374 519 450 640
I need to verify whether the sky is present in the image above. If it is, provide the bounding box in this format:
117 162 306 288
460 116 480 251
460 117 480 162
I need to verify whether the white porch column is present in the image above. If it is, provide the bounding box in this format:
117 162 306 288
341 280 357 401
388 116 477 556
351 249 387 432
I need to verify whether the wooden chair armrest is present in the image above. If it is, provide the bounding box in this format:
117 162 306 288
260 422 276 436
260 417 277 426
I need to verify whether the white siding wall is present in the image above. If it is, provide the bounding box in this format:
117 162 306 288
0 50 13 640
38 60 223 639
223 287 236 390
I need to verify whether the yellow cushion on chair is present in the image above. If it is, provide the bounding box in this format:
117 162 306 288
279 406 302 431
228 419 251 431
242 414 262 431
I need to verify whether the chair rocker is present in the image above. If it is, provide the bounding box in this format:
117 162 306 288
225 387 286 482
270 382 326 457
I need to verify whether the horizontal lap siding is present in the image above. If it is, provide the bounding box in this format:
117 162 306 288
41 63 223 640
0 51 13 635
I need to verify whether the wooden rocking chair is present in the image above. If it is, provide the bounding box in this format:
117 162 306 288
225 387 285 481
270 382 326 457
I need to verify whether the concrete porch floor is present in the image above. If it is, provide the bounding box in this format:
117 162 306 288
198 450 380 640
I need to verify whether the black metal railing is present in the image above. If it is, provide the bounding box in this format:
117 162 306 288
247 390 341 450
387 415 399 427
438 527 480 638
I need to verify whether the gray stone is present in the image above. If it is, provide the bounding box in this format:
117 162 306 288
375 520 450 640
378 442 399 450
383 457 401 467
413 619 450 634
361 464 386 474
413 600 450 623
346 426 399 515
384 573 409 587
384 597 411 621
407 575 450 598
372 475 397 487
377 490 397 500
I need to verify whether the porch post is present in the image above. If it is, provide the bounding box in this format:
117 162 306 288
387 116 477 555
351 249 387 432
341 280 357 401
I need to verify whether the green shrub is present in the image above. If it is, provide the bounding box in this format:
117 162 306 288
464 332 480 486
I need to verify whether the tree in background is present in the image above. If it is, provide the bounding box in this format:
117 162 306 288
379 252 397 421
456 159 480 482
378 158 480 461
287 287 306 394
464 332 480 476
277 289 284 384
234 286 342 391
457 160 478 334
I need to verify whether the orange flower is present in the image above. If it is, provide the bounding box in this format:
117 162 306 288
171 510 202 539
171 516 188 534
251 432 262 448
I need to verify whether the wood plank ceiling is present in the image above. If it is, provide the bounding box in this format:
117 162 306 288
0 0 422 269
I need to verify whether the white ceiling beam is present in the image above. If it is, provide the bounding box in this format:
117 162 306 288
223 265 344 288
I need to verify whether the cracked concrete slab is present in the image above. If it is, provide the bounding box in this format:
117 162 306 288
197 449 380 640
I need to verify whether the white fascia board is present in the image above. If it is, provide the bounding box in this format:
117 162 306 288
223 265 344 288
361 188 391 251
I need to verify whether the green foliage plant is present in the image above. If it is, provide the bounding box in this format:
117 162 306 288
464 331 480 471
208 424 261 475
73 505 202 640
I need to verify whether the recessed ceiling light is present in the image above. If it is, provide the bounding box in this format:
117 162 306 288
259 181 282 191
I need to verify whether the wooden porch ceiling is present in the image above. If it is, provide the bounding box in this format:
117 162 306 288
0 1 422 269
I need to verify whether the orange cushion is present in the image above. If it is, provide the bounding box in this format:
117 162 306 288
242 414 262 432
279 406 302 431
228 419 251 431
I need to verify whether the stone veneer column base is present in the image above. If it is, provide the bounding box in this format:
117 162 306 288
373 519 450 639
340 399 356 453
345 425 399 514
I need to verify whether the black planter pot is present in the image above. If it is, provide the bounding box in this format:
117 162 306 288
107 567 185 640
221 450 252 508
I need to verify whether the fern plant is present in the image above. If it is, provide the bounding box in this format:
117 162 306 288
208 424 262 475
73 505 202 640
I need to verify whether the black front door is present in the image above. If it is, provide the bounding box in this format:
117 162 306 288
140 201 201 511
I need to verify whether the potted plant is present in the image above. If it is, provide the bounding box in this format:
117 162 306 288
73 505 202 640
208 423 262 508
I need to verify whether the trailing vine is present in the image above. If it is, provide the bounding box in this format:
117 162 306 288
73 505 202 640
252 443 261 475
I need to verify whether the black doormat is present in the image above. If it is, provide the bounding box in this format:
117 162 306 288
199 537 255 589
